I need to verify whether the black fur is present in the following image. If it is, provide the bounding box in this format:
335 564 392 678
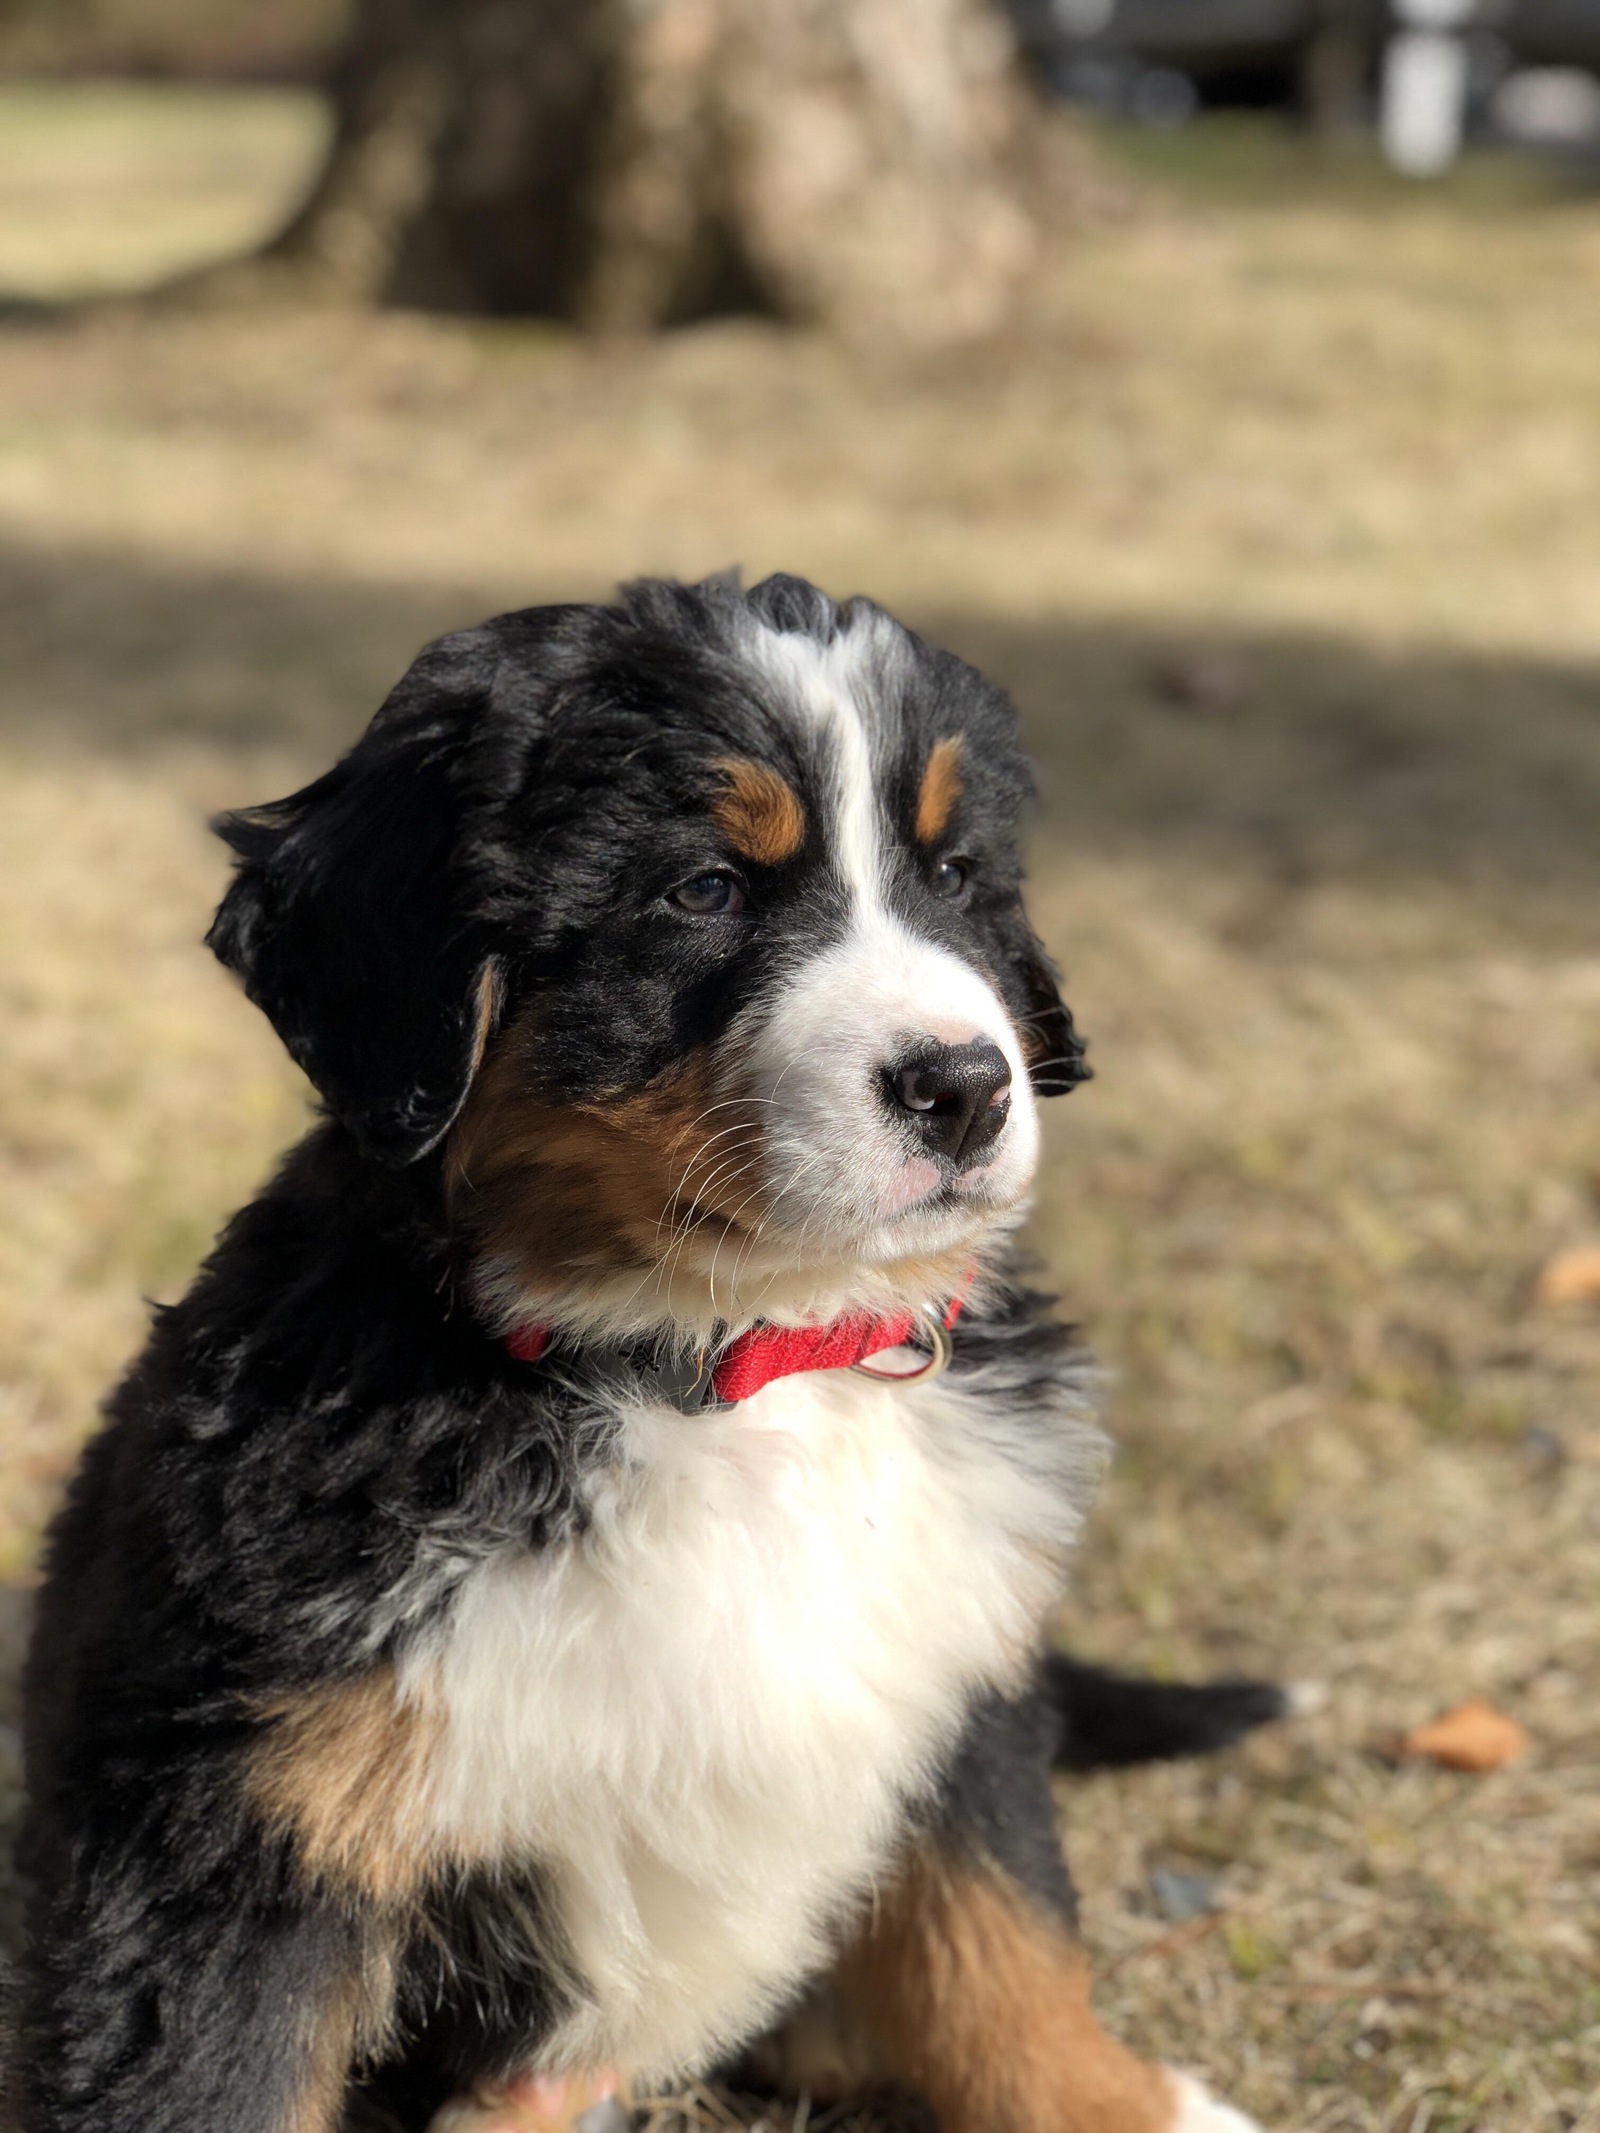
17 576 1273 2133
934 1686 1082 1930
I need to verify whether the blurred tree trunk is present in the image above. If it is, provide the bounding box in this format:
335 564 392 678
248 0 1044 342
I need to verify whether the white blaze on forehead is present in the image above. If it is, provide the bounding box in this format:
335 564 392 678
737 613 902 917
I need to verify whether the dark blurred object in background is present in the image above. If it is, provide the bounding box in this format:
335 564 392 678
1010 0 1341 123
1006 0 1600 161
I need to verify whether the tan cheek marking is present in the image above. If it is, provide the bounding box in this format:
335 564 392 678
711 757 806 866
915 735 964 846
447 1011 981 1313
835 1843 1179 2133
447 1019 768 1288
246 1670 455 1908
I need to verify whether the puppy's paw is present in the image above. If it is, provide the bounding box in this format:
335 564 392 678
1167 2069 1268 2133
426 2071 632 2133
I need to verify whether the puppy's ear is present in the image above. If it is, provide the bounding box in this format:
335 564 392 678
206 651 502 1164
995 908 1091 1098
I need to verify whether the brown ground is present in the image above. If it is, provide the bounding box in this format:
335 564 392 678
0 87 1598 2133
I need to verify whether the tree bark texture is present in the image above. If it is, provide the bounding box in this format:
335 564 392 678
260 0 1044 342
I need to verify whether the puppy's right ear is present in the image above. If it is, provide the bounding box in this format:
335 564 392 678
206 638 504 1165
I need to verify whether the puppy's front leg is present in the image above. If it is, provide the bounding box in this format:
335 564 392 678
837 1838 1258 2133
797 1682 1267 2133
17 1837 396 2133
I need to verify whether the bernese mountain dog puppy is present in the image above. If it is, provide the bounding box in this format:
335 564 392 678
18 574 1284 2133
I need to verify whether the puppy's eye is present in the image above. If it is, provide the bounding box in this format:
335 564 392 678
669 870 745 916
933 858 970 900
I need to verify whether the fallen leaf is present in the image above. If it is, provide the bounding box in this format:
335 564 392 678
1535 1243 1600 1306
1400 1699 1528 1773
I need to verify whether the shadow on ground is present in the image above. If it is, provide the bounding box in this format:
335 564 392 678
5 537 1600 911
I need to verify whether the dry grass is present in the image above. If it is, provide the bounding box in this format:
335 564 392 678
0 81 327 299
1 89 1598 2131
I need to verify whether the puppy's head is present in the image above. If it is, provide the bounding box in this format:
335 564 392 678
210 575 1087 1335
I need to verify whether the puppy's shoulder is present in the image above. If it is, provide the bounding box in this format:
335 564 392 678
31 1123 589 1698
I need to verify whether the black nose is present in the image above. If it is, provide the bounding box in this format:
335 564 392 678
884 1038 1012 1169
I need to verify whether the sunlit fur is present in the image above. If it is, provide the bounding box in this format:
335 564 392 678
18 576 1278 2133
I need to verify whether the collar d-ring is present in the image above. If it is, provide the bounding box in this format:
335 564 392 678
849 1306 954 1387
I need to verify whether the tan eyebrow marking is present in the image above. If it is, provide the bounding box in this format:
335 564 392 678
915 735 964 845
710 758 806 866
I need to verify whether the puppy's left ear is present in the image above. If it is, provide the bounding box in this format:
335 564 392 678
206 651 502 1164
995 908 1091 1098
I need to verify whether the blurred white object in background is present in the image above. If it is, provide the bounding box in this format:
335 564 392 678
1492 64 1600 145
1382 0 1477 175
1392 0 1475 26
1050 0 1116 32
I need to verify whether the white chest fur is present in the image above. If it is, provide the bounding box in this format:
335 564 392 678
399 1362 1096 2080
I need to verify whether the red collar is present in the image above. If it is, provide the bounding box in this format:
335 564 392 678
504 1293 966 1407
